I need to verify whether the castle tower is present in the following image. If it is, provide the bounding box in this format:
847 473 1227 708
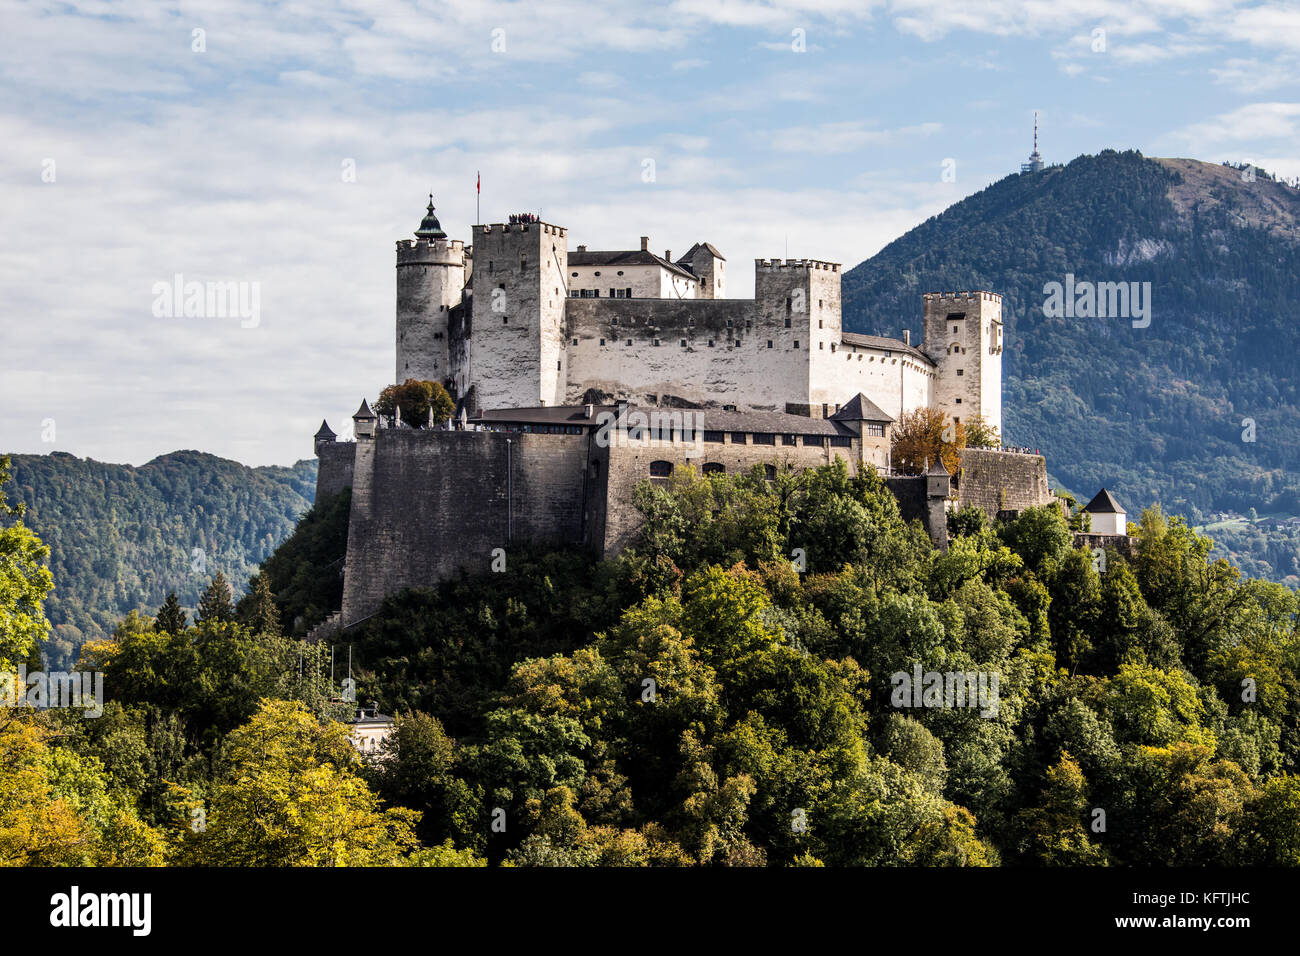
469 218 568 410
921 291 1003 437
678 243 726 299
395 196 466 385
755 258 842 415
313 419 336 455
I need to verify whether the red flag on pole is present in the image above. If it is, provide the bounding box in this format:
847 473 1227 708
477 171 480 193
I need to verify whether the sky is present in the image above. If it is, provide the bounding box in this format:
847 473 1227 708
2 0 1298 467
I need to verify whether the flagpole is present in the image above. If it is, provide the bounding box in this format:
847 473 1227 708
476 170 480 226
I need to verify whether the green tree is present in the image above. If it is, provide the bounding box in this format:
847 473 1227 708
0 455 54 670
155 592 187 636
180 699 419 865
196 572 235 624
240 574 282 636
375 379 455 428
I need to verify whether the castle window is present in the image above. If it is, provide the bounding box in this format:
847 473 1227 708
866 423 885 437
654 339 661 346
680 339 687 347
767 340 773 348
703 431 724 443
600 338 606 346
734 340 740 347
953 325 958 333
617 271 624 276
557 361 562 370
819 342 824 350
831 343 836 352
625 288 632 297
727 319 733 328
746 321 752 329
503 317 508 324
818 319 823 329
688 318 694 326
957 369 964 376
954 417 961 424
707 340 714 347
955 397 962 404
784 318 791 328
764 465 776 482
794 341 799 349
521 259 526 269
703 462 726 475
594 271 601 277
785 297 792 312
829 435 852 447
818 299 823 309
627 339 632 346
752 433 775 445
803 435 825 447
649 461 673 485
572 338 578 345
782 434 797 446
731 432 747 444
572 272 578 277
488 261 493 273
612 318 617 325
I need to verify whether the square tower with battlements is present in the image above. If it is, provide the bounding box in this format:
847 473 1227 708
920 291 1003 437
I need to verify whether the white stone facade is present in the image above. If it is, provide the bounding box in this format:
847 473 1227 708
393 207 1002 432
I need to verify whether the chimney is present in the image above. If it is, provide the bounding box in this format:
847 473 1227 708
903 330 911 346
584 403 594 419
665 249 671 261
640 236 649 252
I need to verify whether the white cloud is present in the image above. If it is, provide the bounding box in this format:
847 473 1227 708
1170 101 1300 148
769 120 942 153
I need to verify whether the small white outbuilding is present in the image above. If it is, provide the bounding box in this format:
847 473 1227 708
1084 487 1127 536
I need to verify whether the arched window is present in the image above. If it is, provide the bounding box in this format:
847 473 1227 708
649 460 673 486
702 462 726 476
764 464 776 482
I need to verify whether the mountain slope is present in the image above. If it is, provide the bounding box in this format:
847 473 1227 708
842 149 1300 581
4 450 317 666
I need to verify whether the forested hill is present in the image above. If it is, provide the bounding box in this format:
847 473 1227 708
5 450 317 666
842 150 1300 581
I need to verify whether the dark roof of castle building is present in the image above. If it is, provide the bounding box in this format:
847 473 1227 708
469 404 858 437
677 242 726 263
314 420 336 439
415 196 446 240
927 457 951 477
1084 487 1125 514
839 331 933 365
568 249 698 281
830 393 894 423
354 398 376 420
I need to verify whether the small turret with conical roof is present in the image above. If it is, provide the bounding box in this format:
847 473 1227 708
415 194 446 240
353 398 378 440
314 419 337 455
925 456 952 500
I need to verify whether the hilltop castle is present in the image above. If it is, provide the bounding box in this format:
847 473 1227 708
313 198 1051 629
395 198 1003 435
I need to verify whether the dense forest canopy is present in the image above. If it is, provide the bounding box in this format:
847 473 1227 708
3 451 316 668
4 456 1298 867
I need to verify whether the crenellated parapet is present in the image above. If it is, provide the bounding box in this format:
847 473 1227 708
755 258 841 272
397 237 466 266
